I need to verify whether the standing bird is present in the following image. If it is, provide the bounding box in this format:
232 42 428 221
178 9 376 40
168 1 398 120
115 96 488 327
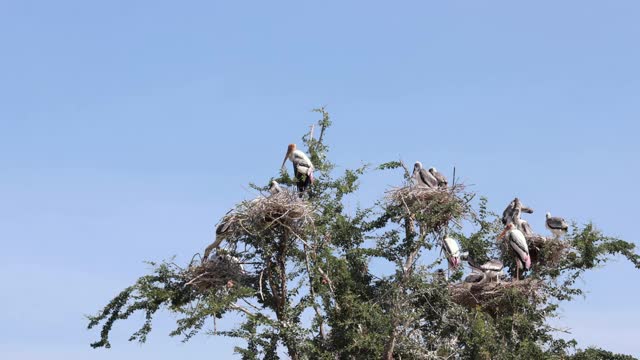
546 212 569 239
442 236 462 270
412 161 438 188
281 144 314 195
428 167 448 188
269 180 282 195
499 223 531 280
468 258 504 283
203 215 234 261
502 197 534 226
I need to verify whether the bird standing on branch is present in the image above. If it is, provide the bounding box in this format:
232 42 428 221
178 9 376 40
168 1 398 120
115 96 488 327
281 144 314 195
499 223 531 280
546 212 569 239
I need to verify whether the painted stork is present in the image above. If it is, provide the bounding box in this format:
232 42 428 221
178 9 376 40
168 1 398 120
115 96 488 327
412 161 438 188
428 167 448 188
468 258 504 283
269 180 282 195
501 197 534 225
281 144 314 194
499 223 531 280
464 270 487 284
203 216 233 261
442 236 462 270
546 212 569 238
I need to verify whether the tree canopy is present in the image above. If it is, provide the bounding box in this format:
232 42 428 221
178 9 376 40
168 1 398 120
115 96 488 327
88 109 639 359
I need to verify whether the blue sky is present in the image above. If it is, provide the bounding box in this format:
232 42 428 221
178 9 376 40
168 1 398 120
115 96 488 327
1 1 639 358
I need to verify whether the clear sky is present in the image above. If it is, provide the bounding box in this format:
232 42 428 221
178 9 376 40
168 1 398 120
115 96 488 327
1 1 639 358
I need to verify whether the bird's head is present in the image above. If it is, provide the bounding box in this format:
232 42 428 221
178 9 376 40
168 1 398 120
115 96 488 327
414 161 422 170
281 144 297 169
498 223 514 240
271 180 279 187
546 212 551 218
429 167 437 173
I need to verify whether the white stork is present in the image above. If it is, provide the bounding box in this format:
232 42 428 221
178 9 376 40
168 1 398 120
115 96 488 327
546 212 569 239
269 180 282 195
281 144 314 194
428 167 448 188
412 161 438 188
442 236 462 270
499 223 531 280
468 258 504 283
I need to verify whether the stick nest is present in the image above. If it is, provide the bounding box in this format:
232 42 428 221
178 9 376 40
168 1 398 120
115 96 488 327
386 185 467 230
219 189 315 243
449 278 542 314
527 235 570 268
185 256 247 293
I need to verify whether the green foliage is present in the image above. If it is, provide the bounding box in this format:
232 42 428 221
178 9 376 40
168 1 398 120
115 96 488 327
89 110 639 359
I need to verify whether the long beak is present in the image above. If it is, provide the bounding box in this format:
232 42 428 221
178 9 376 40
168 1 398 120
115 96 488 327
281 151 290 171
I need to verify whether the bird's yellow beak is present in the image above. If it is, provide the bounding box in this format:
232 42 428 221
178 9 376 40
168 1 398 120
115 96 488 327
498 227 509 240
281 149 292 171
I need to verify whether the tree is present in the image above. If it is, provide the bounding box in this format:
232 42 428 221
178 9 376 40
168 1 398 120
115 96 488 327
88 110 640 359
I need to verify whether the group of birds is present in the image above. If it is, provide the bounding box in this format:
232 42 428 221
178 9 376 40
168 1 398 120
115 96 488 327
412 161 448 188
206 146 571 288
440 197 570 283
203 144 313 262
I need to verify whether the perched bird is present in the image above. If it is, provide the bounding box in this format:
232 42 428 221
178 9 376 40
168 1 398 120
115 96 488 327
269 180 282 195
203 215 234 261
442 236 462 269
281 144 314 194
412 161 438 188
546 212 569 238
468 258 504 283
502 197 534 226
499 223 531 280
428 167 448 187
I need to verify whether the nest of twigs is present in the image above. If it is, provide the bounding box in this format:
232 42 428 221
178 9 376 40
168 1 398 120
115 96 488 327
185 256 247 293
218 189 315 242
387 185 466 230
527 235 570 268
449 278 542 314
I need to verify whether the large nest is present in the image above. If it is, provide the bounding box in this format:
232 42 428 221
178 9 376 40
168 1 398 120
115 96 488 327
449 278 542 315
527 234 570 268
386 185 467 231
185 256 248 293
219 189 315 242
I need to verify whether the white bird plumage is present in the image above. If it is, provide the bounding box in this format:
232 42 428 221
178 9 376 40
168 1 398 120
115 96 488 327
442 236 461 269
281 144 314 194
500 223 531 280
